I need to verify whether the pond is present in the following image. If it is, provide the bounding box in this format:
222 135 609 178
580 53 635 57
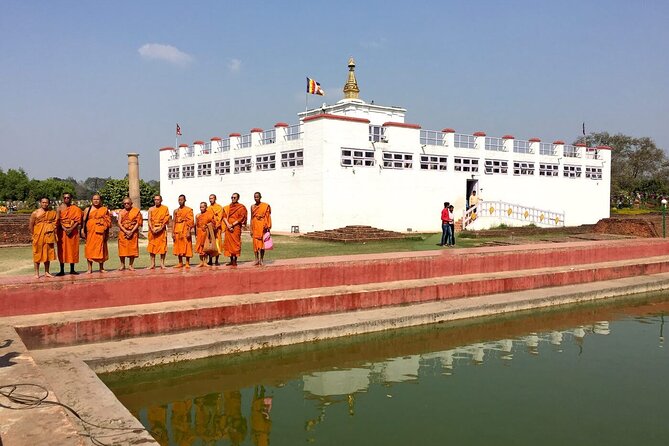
101 294 669 445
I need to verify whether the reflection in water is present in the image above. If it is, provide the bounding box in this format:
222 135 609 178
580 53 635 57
104 298 669 446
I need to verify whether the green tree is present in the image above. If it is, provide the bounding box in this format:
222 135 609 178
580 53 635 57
28 178 75 202
1 168 30 200
99 178 160 209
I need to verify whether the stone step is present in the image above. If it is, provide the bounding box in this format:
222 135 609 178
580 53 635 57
9 254 669 348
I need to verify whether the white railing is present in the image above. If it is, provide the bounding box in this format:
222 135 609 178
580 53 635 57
485 137 505 151
585 147 601 160
462 200 565 230
184 146 194 158
420 130 445 146
261 129 276 144
285 124 302 141
513 140 533 154
239 134 252 149
454 133 476 149
201 142 212 155
563 145 581 158
540 142 556 156
169 150 179 160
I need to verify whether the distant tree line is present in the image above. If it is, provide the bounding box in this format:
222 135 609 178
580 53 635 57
0 168 160 210
575 132 669 208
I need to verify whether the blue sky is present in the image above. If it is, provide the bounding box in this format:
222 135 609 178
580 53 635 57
1 0 668 181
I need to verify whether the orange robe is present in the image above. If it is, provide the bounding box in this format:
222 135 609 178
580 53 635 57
57 205 82 263
32 210 58 263
84 206 111 262
148 205 170 255
250 202 272 253
223 203 247 257
118 207 142 258
172 206 194 257
209 203 225 254
195 209 214 255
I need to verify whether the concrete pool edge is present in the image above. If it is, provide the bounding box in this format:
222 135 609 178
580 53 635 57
4 273 669 445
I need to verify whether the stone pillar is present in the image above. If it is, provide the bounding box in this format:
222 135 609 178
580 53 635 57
127 153 140 208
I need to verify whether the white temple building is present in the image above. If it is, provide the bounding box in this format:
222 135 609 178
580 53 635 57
159 58 611 233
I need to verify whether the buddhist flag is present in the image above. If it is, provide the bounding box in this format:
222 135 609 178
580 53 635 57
176 124 182 136
306 77 325 96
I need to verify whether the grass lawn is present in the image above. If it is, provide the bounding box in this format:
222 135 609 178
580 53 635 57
0 233 484 277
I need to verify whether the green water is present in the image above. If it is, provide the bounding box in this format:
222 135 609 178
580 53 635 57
101 295 669 445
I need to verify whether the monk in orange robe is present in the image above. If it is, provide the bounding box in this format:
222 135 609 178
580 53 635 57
250 192 272 266
82 194 112 273
29 197 59 278
223 192 247 266
148 195 170 269
195 202 215 267
172 194 194 268
56 192 82 276
117 197 143 271
208 194 225 266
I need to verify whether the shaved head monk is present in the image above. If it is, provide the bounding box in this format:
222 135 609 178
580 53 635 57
208 194 224 266
148 195 170 269
117 197 143 271
195 202 215 267
250 192 272 266
29 197 59 278
172 194 194 268
223 192 247 266
82 194 112 273
56 192 82 276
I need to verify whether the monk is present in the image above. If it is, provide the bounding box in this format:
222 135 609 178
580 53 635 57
223 192 247 266
208 194 225 266
172 194 194 268
82 194 112 273
195 202 215 267
148 195 170 269
117 197 143 271
29 197 59 278
56 192 82 276
250 192 272 266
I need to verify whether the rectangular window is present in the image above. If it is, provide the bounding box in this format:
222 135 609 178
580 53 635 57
382 151 412 169
285 124 302 141
454 133 476 149
220 139 231 152
585 166 602 180
453 157 479 172
369 125 386 142
539 163 559 177
420 154 448 170
513 140 531 154
256 153 276 171
564 145 581 158
215 159 230 175
513 161 535 176
420 130 445 147
341 148 375 167
168 166 180 179
540 143 556 156
234 157 252 173
281 149 304 168
197 162 212 177
202 142 212 155
484 159 508 174
563 165 582 178
182 164 195 178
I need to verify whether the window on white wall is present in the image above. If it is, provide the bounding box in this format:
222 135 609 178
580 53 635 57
234 157 252 173
341 148 375 167
563 165 582 178
168 166 180 179
215 160 230 175
513 161 534 176
539 163 559 177
420 154 448 170
256 153 276 171
197 162 212 177
281 149 303 168
453 157 479 172
182 164 195 178
369 125 386 142
382 151 413 169
484 159 508 174
585 166 602 180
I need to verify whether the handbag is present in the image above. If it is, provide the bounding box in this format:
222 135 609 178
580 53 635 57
263 231 273 250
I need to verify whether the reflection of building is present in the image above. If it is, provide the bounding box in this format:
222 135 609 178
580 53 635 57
303 368 370 396
159 58 611 233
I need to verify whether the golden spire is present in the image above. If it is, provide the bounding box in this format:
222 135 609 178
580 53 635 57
343 57 360 99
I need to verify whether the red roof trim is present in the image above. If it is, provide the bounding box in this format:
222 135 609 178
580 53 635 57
529 137 541 142
250 128 263 133
178 143 188 148
274 122 289 128
382 121 421 129
229 132 241 137
193 140 205 145
303 113 370 124
553 140 565 145
159 146 175 151
596 145 613 151
210 137 222 141
574 143 587 147
502 134 514 140
442 128 456 133
473 131 486 137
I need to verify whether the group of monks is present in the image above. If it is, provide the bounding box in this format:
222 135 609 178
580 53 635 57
29 191 272 278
